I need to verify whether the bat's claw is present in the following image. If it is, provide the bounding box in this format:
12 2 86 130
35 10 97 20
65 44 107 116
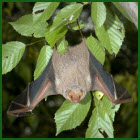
29 110 34 115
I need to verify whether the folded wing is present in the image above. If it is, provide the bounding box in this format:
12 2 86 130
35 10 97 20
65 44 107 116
88 50 132 104
7 59 57 117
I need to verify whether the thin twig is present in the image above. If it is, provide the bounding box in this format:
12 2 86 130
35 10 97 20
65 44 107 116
77 20 84 39
26 39 45 46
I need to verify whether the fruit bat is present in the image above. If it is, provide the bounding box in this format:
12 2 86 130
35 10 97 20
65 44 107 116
7 39 133 117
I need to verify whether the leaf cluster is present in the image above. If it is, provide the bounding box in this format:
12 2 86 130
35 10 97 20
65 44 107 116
2 2 133 138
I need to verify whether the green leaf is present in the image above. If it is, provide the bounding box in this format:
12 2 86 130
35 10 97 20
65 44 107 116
86 107 113 138
82 2 89 5
55 93 91 135
91 2 106 29
33 2 60 23
45 25 68 47
86 93 120 138
98 94 120 122
86 35 105 64
52 3 83 30
56 37 68 55
112 2 133 22
69 20 85 30
34 45 53 80
66 2 76 5
2 41 25 74
10 14 48 38
95 8 125 55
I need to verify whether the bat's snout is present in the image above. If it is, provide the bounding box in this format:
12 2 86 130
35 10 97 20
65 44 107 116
65 85 86 103
66 90 85 103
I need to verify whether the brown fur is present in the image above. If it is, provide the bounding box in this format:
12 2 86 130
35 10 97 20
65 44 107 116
52 40 91 102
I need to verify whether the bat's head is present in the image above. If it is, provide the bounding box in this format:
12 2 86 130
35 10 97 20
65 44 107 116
64 85 86 103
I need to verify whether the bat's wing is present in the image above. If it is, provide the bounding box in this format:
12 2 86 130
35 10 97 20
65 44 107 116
88 51 133 104
7 59 57 117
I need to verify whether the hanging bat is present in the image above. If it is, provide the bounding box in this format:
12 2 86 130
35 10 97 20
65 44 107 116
7 39 133 117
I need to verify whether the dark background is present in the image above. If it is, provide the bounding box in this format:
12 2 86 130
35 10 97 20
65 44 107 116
2 2 138 138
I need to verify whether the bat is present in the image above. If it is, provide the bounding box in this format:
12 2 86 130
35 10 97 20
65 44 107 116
7 39 133 117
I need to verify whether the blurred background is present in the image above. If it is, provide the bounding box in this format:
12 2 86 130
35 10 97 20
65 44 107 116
2 2 138 138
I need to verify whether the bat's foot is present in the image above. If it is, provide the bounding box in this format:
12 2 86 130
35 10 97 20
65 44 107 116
30 110 34 115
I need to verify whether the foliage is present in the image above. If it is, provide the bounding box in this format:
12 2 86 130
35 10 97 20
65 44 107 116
51 3 83 30
112 2 133 22
91 2 106 29
94 6 125 55
34 45 53 80
32 2 60 23
86 93 120 138
2 2 137 138
69 20 85 30
56 37 68 55
86 35 105 64
9 14 48 38
2 41 25 74
55 93 91 135
45 25 68 47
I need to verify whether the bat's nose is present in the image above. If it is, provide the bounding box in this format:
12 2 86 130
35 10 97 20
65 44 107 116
71 98 79 103
65 90 85 103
